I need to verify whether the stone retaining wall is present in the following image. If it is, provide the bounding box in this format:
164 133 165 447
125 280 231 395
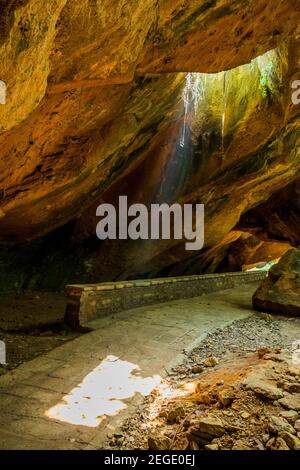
64 271 266 329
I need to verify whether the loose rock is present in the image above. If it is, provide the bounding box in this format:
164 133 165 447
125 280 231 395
218 388 236 407
232 440 252 450
189 416 225 446
148 433 172 451
268 416 296 435
205 443 219 450
203 356 218 367
192 365 204 374
294 419 300 431
246 379 284 400
266 437 290 450
279 410 299 424
278 394 300 411
167 406 185 424
253 249 300 316
279 431 300 450
189 441 200 450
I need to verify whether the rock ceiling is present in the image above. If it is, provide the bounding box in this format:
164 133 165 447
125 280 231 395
0 0 300 290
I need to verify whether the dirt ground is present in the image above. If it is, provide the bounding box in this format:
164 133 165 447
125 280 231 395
0 290 79 373
0 290 66 331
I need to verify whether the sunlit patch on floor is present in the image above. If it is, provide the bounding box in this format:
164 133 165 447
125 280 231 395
46 355 161 427
147 380 196 421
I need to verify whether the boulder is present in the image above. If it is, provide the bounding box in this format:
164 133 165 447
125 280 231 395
253 249 300 316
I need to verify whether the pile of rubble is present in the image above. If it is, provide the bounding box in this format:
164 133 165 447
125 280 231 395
108 348 300 451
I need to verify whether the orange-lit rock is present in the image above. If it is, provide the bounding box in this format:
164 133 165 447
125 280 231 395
253 248 300 316
0 1 300 290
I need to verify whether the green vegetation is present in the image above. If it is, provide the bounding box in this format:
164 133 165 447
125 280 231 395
260 62 274 98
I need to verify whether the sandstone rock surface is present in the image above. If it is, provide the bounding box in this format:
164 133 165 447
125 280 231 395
253 249 300 316
1 1 300 290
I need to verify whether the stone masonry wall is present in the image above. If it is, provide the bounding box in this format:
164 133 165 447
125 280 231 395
65 271 266 329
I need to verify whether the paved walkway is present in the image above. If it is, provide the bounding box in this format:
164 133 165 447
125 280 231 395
0 284 257 449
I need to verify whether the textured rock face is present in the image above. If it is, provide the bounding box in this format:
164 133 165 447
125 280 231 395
253 249 300 316
0 1 300 290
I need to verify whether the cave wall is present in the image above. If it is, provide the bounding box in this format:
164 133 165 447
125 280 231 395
0 1 300 291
